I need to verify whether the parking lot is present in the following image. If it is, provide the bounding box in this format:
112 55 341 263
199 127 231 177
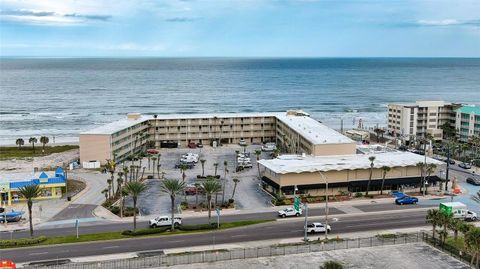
133 144 274 216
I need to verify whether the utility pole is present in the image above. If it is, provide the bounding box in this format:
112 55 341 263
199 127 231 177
303 203 308 242
325 180 329 241
445 143 451 192
318 171 329 241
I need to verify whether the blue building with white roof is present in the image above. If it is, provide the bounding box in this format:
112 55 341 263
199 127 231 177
0 167 66 206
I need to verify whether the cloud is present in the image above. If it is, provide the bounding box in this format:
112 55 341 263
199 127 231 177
415 19 480 27
0 8 111 25
0 9 55 17
64 13 111 21
164 16 199 22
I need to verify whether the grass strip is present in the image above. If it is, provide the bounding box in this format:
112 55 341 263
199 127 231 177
0 145 79 160
1 219 273 249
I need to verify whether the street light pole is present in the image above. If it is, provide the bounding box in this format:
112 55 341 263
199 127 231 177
318 171 329 241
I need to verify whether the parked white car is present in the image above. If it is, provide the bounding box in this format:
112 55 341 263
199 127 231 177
239 161 253 168
181 153 199 163
262 143 276 152
239 139 247 146
149 216 182 228
237 157 251 163
278 207 302 218
306 222 331 234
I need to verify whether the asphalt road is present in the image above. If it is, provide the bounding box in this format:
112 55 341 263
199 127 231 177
0 209 430 263
1 203 430 240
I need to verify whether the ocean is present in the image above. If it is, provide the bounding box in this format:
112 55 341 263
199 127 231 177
0 58 479 145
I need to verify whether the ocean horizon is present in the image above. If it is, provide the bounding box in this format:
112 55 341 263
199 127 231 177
1 57 479 145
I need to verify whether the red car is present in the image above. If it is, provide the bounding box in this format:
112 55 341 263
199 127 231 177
188 142 197 149
184 184 202 195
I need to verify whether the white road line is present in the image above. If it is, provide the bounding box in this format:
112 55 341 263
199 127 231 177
231 234 247 238
290 230 304 233
29 252 49 256
102 246 119 249
168 240 185 243
344 219 419 228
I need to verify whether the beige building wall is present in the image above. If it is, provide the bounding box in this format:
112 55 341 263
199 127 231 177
263 165 423 195
313 143 356 156
79 134 111 164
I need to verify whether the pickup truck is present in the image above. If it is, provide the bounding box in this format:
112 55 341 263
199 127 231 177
149 216 182 228
306 222 331 234
278 207 302 218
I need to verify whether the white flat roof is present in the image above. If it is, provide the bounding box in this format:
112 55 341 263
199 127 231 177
258 151 444 174
275 113 354 145
389 101 452 107
81 115 151 135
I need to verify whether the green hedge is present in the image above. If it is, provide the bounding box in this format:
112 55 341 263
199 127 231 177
0 236 47 247
179 223 217 231
122 227 168 236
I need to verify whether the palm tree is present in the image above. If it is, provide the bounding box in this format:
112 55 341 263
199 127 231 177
105 159 116 198
425 163 437 195
465 227 480 268
200 159 206 177
124 181 146 232
380 166 391 195
222 160 228 204
28 137 37 153
122 166 129 183
18 185 41 238
438 212 452 244
416 162 425 193
179 164 188 183
160 179 186 231
120 187 129 218
254 149 262 178
101 188 108 200
39 136 49 152
213 162 219 177
365 156 376 196
447 218 463 240
194 182 200 208
106 179 113 199
426 209 441 239
116 172 124 198
231 177 240 200
16 138 24 150
201 177 222 224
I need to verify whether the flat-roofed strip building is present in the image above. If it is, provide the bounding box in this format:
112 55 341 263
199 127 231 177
80 110 356 164
258 147 443 196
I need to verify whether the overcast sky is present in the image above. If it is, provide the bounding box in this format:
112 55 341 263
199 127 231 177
1 0 479 57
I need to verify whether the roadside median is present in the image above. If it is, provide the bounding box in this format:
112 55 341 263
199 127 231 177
1 219 273 249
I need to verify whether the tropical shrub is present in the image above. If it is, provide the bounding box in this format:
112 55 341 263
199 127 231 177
1 236 47 247
122 227 168 236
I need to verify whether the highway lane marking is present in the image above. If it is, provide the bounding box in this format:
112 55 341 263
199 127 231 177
102 246 120 249
343 219 423 228
167 240 185 243
231 234 247 238
29 252 49 255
